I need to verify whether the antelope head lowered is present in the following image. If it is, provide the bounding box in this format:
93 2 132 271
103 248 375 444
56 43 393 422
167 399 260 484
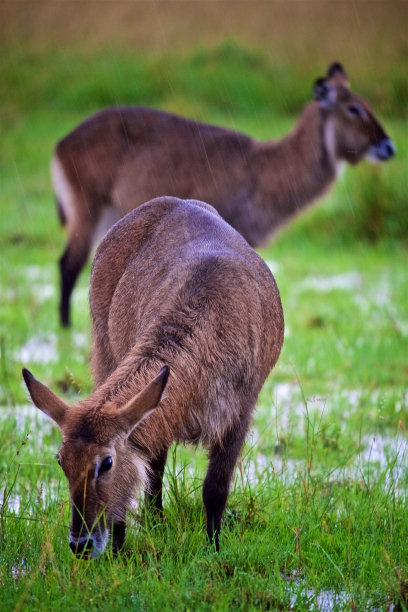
23 197 284 557
22 366 169 557
52 62 395 326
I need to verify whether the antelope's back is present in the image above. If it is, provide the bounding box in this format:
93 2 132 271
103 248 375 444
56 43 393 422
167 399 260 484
90 197 283 386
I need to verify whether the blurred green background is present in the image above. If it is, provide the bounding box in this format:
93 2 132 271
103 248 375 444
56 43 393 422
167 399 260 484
1 0 407 247
2 0 407 117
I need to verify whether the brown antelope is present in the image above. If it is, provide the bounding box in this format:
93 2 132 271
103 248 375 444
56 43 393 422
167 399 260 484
23 196 284 557
53 62 395 326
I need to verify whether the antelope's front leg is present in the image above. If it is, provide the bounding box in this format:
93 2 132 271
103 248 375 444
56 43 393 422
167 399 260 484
146 447 169 514
112 521 126 553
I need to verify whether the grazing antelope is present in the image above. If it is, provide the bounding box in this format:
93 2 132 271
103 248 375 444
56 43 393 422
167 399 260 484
53 62 394 326
23 197 284 557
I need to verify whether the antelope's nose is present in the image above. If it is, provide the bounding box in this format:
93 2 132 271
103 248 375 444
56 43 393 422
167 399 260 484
378 138 396 160
69 537 93 556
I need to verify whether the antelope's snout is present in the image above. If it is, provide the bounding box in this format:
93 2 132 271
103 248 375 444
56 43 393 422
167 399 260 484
69 530 108 559
369 137 396 162
69 536 93 558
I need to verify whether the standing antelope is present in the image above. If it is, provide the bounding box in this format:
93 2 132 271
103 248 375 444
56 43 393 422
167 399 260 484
53 62 395 326
23 196 284 557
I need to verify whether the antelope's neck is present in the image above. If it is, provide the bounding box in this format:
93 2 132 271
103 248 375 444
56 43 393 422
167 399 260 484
88 354 157 410
251 103 339 242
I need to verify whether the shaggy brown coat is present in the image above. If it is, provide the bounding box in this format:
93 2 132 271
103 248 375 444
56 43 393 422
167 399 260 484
23 197 284 557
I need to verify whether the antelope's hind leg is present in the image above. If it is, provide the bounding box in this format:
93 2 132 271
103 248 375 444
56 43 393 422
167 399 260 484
59 232 92 327
202 416 251 551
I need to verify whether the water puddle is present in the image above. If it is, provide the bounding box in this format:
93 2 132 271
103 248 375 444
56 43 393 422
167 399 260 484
1 479 62 518
261 384 406 439
357 434 408 495
286 577 354 611
25 265 51 282
12 558 29 580
243 432 407 497
0 405 62 515
285 572 400 611
15 334 58 364
73 331 89 349
297 271 362 293
23 265 56 303
1 382 406 516
2 490 21 514
1 403 55 443
246 383 407 493
13 329 90 369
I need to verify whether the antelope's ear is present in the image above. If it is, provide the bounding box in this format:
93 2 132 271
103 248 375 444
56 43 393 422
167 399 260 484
118 366 170 433
326 62 349 88
313 77 337 107
22 368 68 428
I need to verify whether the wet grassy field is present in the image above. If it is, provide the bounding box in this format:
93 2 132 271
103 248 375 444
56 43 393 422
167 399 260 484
1 30 407 612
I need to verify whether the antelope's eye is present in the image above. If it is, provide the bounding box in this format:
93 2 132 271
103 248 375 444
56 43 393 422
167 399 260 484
347 104 365 118
98 456 113 475
55 454 61 466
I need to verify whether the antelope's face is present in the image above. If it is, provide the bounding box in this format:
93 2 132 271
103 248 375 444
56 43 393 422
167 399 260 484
56 432 130 558
22 366 169 559
314 62 395 166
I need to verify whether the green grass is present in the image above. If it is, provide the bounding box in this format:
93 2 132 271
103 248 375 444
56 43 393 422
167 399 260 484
1 44 407 610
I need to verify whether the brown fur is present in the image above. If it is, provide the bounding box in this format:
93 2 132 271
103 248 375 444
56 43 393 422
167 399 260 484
53 62 395 326
23 197 284 557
